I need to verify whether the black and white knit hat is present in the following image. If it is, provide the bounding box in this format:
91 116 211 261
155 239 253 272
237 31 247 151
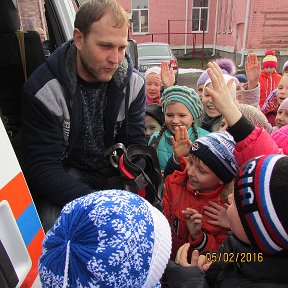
161 85 202 120
235 154 288 255
190 131 237 183
39 190 172 288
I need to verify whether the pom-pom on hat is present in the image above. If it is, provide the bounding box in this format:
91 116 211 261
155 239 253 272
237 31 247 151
263 50 278 69
190 131 237 183
146 104 165 126
271 125 288 155
196 58 235 87
145 66 161 78
39 190 172 288
234 154 288 255
215 58 236 76
161 85 203 120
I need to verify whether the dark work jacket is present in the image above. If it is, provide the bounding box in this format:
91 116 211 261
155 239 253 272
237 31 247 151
21 40 145 208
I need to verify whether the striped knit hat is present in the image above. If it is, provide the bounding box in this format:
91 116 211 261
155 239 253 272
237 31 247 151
39 190 172 288
263 50 278 69
190 131 237 183
161 85 202 120
234 154 288 255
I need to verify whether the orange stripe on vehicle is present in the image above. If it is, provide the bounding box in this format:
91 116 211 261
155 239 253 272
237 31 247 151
21 229 45 288
0 172 32 219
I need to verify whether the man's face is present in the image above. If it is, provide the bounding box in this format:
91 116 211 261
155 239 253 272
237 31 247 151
74 11 128 82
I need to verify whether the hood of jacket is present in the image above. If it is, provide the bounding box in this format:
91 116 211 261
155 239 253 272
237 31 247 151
46 40 133 100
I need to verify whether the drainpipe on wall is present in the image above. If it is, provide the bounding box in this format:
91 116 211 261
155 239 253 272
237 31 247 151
238 0 251 67
211 0 219 56
184 0 188 54
38 0 47 39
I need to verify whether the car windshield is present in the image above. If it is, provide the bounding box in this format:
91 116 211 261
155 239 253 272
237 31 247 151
138 45 170 57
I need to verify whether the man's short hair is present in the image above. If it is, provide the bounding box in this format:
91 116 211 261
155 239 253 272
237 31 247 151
74 0 129 37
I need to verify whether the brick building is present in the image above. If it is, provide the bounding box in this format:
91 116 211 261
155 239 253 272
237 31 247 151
17 0 288 68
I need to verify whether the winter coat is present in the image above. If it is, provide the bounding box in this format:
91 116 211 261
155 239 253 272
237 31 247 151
163 160 230 260
227 116 282 167
149 126 209 171
21 40 146 208
261 89 279 126
259 70 281 108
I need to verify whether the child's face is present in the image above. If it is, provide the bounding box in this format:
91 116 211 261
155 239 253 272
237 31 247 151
145 73 162 101
227 193 250 244
276 76 288 106
197 84 204 100
185 155 222 192
264 66 276 75
202 83 221 117
275 109 288 128
145 115 162 139
165 102 193 134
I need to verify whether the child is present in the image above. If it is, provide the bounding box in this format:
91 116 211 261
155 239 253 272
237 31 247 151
261 74 288 126
168 154 288 288
145 103 165 141
145 66 163 105
149 85 209 171
274 97 288 130
196 58 236 100
282 60 288 75
259 50 282 107
38 189 172 288
163 131 238 260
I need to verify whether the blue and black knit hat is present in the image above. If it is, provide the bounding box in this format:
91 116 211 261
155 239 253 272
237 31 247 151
39 190 172 288
161 85 202 120
190 131 237 183
234 154 288 255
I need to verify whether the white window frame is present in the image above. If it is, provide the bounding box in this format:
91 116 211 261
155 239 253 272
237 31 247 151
131 0 149 35
192 0 209 33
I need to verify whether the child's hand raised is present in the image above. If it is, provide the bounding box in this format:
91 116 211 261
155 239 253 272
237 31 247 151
171 126 192 162
206 62 242 126
246 53 261 90
161 61 175 88
182 208 202 240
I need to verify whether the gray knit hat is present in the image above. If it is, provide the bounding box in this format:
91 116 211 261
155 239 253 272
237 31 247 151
161 86 202 120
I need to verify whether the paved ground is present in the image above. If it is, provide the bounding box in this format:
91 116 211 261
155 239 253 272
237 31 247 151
176 70 203 91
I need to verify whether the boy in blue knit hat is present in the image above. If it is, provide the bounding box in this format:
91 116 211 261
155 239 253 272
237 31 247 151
149 85 209 172
163 130 238 260
39 190 172 288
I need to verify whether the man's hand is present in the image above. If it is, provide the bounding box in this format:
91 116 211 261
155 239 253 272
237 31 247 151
182 208 202 240
204 201 231 229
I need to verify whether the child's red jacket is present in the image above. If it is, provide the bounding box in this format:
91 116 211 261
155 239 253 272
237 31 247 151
259 70 281 108
163 161 230 260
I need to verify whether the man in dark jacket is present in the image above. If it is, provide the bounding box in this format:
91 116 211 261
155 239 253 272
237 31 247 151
21 0 145 231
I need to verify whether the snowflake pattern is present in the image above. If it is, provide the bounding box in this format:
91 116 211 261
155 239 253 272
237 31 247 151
39 190 157 288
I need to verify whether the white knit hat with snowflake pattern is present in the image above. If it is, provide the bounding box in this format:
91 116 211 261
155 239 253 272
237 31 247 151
39 190 172 288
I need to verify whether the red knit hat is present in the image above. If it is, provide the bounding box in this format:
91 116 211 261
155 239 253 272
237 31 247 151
262 50 278 69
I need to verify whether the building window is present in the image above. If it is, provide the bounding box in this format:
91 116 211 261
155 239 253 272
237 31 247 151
217 0 234 34
132 0 148 33
192 0 209 32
